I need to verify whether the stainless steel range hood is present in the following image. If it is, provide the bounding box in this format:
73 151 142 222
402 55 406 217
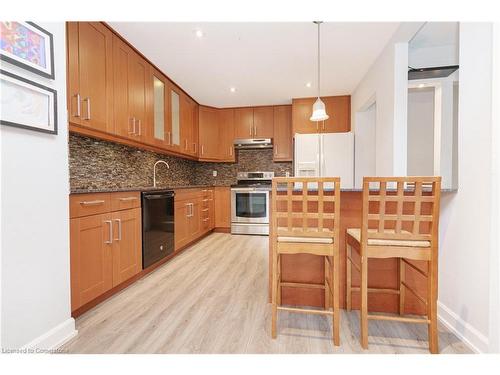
234 138 273 149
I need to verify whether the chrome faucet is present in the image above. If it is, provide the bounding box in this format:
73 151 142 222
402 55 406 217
153 160 170 188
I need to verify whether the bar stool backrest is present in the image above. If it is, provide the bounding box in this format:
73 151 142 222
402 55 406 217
271 177 341 240
361 176 441 247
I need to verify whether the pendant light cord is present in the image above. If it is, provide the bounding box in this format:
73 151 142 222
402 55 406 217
317 21 321 98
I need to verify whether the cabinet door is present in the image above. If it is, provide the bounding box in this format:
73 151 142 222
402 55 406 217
199 106 219 160
292 97 318 134
170 86 182 151
174 201 190 251
234 108 254 138
218 108 235 161
253 106 274 138
112 208 142 287
180 93 194 155
113 36 135 139
149 68 170 148
190 200 202 240
214 187 231 229
129 53 149 143
273 105 292 161
72 22 114 133
322 95 351 133
70 213 113 311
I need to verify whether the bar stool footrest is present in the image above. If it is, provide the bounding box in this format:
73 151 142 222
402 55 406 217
367 314 430 324
278 306 334 316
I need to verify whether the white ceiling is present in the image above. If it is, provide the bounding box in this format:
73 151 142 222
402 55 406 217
109 22 400 107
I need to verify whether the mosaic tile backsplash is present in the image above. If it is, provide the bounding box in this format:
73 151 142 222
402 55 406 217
69 134 293 191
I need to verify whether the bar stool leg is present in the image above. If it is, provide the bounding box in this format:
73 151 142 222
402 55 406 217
346 244 352 311
271 251 278 339
360 254 369 349
324 256 329 310
399 258 405 315
333 250 340 346
277 254 282 306
427 256 439 353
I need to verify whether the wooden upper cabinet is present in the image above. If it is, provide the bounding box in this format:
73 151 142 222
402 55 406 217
111 208 142 287
180 93 198 156
323 95 351 133
67 22 114 133
253 106 274 138
273 105 292 161
112 36 148 142
198 106 219 160
148 67 170 149
234 108 254 139
218 109 235 162
292 95 351 134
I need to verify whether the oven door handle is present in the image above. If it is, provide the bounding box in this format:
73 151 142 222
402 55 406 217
232 188 258 192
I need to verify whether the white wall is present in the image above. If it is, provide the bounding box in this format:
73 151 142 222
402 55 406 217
0 22 76 349
354 103 376 188
351 23 422 177
407 87 435 176
437 23 494 353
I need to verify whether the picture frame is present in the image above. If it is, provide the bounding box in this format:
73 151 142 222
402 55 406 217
0 21 55 79
0 69 58 135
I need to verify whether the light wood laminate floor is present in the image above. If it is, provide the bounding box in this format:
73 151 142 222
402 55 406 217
62 233 471 354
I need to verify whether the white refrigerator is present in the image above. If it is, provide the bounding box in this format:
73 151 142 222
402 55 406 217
294 132 355 189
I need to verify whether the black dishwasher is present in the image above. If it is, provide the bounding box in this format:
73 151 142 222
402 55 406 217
141 190 175 269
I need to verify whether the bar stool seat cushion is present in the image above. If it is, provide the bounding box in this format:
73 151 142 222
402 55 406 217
346 228 431 247
277 236 333 244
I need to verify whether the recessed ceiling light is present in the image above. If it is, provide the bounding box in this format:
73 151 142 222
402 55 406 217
230 87 236 93
195 29 204 38
306 82 312 88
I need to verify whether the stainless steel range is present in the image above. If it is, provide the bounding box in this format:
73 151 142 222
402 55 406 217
231 171 274 235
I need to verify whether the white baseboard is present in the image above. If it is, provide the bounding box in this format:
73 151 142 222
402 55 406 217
438 301 489 353
22 318 78 352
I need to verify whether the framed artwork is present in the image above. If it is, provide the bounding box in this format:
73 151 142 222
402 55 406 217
0 21 55 79
0 69 57 134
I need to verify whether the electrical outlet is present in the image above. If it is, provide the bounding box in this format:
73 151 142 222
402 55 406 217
285 171 290 177
212 170 218 177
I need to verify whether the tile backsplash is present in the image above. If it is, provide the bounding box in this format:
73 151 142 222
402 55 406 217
69 134 293 191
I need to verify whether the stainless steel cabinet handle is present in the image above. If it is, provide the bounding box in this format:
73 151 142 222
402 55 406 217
229 146 233 156
137 119 142 136
203 218 209 222
186 203 192 217
202 208 209 212
114 219 122 241
80 200 105 206
167 131 171 145
254 124 257 137
83 97 91 120
249 124 252 137
185 139 188 150
201 145 204 155
119 197 137 201
275 146 278 156
104 220 113 244
74 93 81 117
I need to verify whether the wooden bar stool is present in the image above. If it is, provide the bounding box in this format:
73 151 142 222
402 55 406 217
346 176 441 353
271 177 341 346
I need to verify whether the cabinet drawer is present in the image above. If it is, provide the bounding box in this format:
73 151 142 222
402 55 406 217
70 193 111 218
175 188 204 202
111 192 141 211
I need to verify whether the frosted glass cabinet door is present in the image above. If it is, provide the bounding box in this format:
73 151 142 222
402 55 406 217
152 75 165 142
170 89 180 147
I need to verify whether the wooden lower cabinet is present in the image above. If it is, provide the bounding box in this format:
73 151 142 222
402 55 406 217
70 213 113 311
70 192 142 312
214 187 231 230
174 188 215 250
112 208 142 287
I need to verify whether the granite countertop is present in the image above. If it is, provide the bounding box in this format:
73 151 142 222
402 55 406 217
70 184 230 194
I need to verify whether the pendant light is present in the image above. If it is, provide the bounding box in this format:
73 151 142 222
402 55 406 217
310 21 329 122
